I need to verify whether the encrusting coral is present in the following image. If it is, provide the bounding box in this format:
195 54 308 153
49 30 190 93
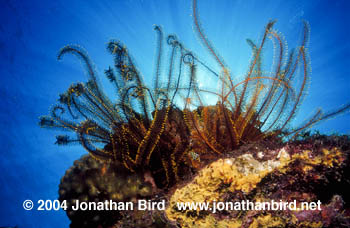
166 134 350 227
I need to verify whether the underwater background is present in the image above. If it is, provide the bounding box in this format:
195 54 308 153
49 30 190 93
0 0 349 227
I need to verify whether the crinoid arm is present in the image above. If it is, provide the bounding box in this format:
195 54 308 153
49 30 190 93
188 1 350 157
41 3 350 190
40 30 208 188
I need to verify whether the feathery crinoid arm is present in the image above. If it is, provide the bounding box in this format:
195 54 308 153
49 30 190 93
39 45 124 162
153 25 163 102
106 41 151 126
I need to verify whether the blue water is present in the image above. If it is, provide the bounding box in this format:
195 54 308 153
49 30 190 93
0 0 349 227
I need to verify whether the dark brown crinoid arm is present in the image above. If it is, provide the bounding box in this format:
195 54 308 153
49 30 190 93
40 30 203 188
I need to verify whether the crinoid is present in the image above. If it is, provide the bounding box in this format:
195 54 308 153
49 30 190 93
39 26 213 188
184 0 350 162
40 0 350 190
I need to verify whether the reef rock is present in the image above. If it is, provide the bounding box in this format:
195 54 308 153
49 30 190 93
165 135 350 228
59 155 155 228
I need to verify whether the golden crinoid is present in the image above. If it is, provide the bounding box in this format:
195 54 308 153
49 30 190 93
183 0 350 164
39 0 350 190
39 27 213 189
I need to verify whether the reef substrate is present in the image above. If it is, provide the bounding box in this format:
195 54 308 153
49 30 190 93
60 134 350 227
